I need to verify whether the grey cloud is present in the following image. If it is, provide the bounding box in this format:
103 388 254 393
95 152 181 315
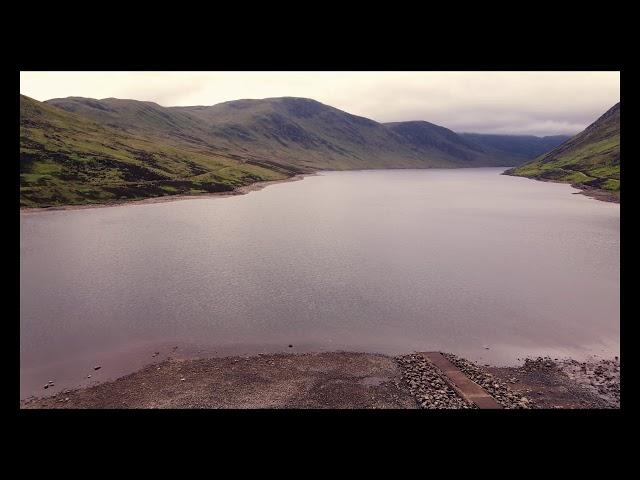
20 71 620 137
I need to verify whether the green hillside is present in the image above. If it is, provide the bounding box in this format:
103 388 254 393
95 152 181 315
47 96 508 170
20 95 291 208
21 94 568 208
505 103 620 201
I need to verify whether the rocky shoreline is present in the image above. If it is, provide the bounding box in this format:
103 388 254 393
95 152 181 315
482 356 620 409
576 186 620 203
502 170 619 204
396 354 474 409
20 351 620 409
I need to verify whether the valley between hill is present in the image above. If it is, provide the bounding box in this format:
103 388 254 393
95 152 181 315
20 95 570 208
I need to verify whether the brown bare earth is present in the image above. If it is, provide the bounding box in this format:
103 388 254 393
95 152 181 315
21 352 416 409
576 186 620 203
20 352 620 409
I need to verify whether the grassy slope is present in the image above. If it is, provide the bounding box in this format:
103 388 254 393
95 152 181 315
173 98 513 169
20 95 292 207
505 103 620 200
22 95 564 208
51 96 511 170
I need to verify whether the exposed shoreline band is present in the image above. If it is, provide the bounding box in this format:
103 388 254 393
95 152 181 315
20 173 315 214
21 351 620 409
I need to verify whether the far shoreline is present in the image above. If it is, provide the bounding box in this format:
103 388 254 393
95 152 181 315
502 170 619 204
19 173 316 215
19 166 500 214
21 166 619 213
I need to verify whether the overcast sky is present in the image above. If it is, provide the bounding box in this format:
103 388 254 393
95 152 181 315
20 71 620 136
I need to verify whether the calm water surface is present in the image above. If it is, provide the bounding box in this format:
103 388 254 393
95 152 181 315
20 168 620 397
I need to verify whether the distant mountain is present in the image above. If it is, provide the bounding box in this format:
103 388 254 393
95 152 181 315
505 103 620 202
48 96 509 170
171 98 440 170
383 121 515 166
21 95 566 208
459 133 571 162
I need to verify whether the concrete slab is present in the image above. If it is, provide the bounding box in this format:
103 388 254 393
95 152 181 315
420 352 503 409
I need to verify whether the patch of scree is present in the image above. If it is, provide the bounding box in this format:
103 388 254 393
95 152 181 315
442 353 533 409
396 353 475 409
559 357 619 408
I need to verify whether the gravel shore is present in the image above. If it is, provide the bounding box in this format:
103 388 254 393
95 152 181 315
21 352 417 409
488 356 620 409
552 357 619 408
20 351 620 409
